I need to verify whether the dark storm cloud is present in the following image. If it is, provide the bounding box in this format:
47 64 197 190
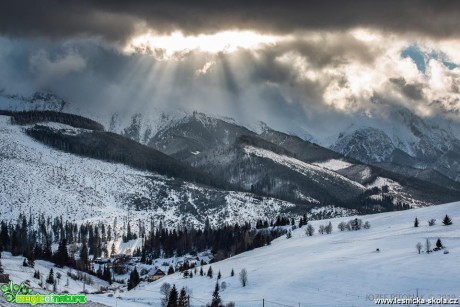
1 0 460 42
389 78 425 101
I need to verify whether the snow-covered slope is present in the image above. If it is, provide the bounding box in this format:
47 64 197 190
243 145 365 190
312 159 353 171
120 201 460 306
0 115 296 228
1 252 110 294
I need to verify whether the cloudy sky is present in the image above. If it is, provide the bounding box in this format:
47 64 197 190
0 1 459 139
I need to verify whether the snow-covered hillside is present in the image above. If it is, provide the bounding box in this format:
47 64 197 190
243 145 365 190
0 115 296 229
116 201 460 306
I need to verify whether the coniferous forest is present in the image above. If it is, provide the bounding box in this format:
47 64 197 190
0 213 288 278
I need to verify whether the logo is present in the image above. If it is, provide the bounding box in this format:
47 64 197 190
1 281 87 305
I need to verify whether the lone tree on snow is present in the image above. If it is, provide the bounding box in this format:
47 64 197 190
239 268 248 287
436 238 443 249
425 238 431 253
428 219 436 226
305 224 315 236
338 221 347 231
325 222 333 234
207 266 213 279
416 242 422 254
442 215 452 226
318 225 325 235
46 269 54 284
414 217 419 227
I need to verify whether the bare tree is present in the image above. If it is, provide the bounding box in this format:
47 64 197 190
239 268 248 287
305 224 315 236
318 225 325 235
363 221 371 229
338 221 346 231
160 282 171 307
425 238 431 253
325 222 333 234
428 219 436 226
416 242 422 254
349 218 362 230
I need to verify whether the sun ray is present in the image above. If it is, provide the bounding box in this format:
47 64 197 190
125 30 283 59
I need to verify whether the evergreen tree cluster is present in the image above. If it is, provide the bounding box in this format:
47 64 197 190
0 214 115 263
141 221 286 263
0 212 286 284
165 284 189 307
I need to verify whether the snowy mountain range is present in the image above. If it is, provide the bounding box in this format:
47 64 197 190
330 107 460 184
1 90 460 230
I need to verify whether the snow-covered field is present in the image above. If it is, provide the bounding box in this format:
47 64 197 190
114 202 460 307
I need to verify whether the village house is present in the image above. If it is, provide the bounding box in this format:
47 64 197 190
147 269 165 282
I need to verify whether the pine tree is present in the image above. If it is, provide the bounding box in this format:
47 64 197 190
168 265 175 275
177 287 188 307
46 268 54 284
23 258 28 267
54 239 69 267
43 238 52 261
80 241 89 271
127 267 140 290
111 243 116 257
209 282 223 307
200 267 204 276
443 215 452 226
230 269 234 277
167 284 178 307
0 222 10 251
207 266 213 278
103 266 112 284
217 270 221 280
414 217 419 227
436 238 443 249
27 253 35 268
